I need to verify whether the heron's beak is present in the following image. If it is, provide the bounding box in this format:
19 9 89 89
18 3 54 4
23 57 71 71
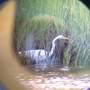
64 37 69 40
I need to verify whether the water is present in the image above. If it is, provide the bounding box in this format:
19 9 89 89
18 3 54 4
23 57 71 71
16 64 90 90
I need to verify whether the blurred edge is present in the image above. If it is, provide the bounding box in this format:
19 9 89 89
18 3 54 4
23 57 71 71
0 0 33 90
79 0 90 9
0 0 8 7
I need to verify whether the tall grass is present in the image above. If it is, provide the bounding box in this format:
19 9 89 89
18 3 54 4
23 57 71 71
15 0 90 67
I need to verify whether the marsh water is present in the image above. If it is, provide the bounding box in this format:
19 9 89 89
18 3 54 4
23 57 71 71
17 34 90 90
17 36 90 90
16 63 90 90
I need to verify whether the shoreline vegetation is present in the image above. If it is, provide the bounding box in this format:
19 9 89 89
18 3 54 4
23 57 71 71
15 0 90 68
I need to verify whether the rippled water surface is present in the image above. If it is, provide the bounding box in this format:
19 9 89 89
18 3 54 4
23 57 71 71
15 64 90 90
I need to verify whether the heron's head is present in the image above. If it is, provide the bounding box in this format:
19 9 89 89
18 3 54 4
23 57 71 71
53 35 69 42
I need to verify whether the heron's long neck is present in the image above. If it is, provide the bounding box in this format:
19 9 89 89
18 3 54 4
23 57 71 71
48 41 56 57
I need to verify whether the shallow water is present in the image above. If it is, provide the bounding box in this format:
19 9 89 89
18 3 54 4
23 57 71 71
16 64 90 90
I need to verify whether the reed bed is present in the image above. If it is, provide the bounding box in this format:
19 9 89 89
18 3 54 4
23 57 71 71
15 0 90 67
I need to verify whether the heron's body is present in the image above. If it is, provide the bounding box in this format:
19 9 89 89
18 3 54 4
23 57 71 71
19 49 48 61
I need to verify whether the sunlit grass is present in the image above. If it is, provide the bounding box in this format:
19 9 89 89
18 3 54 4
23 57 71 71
15 0 90 67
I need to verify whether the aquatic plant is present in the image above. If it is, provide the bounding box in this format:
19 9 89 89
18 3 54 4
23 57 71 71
15 0 90 67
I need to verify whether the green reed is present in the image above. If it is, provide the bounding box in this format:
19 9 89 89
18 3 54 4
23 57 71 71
15 0 90 67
